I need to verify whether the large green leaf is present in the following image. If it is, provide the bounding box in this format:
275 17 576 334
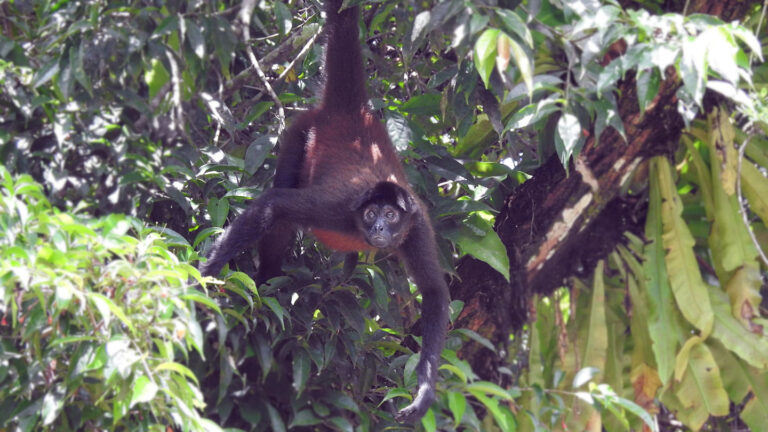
741 159 768 226
474 29 500 89
654 157 714 336
673 342 729 430
583 261 608 372
448 213 510 281
709 284 768 368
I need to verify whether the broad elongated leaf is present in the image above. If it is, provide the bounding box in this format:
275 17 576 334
709 284 768 368
555 112 583 165
130 375 159 407
474 29 500 88
674 342 729 430
654 157 714 336
582 261 607 374
740 367 768 431
292 348 310 396
447 391 466 427
741 159 768 226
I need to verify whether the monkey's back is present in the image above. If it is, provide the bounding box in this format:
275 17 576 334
299 107 407 192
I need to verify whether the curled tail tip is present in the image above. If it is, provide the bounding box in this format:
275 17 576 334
393 386 436 423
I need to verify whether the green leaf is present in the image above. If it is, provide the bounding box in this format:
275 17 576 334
654 157 714 336
265 402 287 432
245 136 275 175
708 284 768 368
730 24 763 61
454 328 496 352
274 1 293 35
504 100 559 132
185 19 205 59
42 389 64 426
582 261 607 378
675 342 729 429
289 409 322 427
636 68 661 112
447 391 467 427
466 381 514 400
255 334 273 380
468 391 516 431
180 291 223 315
555 112 582 165
680 36 707 104
495 9 532 47
505 35 534 99
450 213 510 281
421 408 436 432
385 112 412 152
130 375 159 407
153 15 180 37
380 387 412 404
644 155 684 385
207 196 230 228
33 58 60 89
329 416 354 432
292 348 310 396
401 93 442 116
71 41 90 93
741 159 768 226
706 27 739 85
740 366 768 431
155 361 199 385
474 29 500 88
326 391 360 414
145 58 170 100
88 292 135 333
262 297 286 330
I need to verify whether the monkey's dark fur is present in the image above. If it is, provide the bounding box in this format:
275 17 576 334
201 0 450 422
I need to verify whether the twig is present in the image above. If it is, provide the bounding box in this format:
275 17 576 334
240 0 286 135
736 136 768 268
275 29 320 83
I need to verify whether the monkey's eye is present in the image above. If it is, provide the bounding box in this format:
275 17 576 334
365 209 377 221
385 210 395 220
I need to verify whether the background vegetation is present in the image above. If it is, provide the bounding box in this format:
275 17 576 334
1 0 767 431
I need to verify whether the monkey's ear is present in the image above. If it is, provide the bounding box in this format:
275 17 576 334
392 185 413 213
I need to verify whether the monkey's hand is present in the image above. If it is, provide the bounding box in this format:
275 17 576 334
394 382 435 423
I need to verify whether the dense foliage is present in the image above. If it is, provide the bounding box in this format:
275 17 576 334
1 0 767 431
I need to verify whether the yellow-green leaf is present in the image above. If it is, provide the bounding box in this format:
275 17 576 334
582 261 607 376
474 29 500 89
144 58 170 100
654 157 714 336
741 159 768 227
709 284 768 369
674 342 730 429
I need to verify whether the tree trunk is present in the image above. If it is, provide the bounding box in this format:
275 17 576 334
449 0 760 378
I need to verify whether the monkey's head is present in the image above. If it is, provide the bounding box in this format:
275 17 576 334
353 182 414 249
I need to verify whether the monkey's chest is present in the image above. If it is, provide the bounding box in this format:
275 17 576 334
311 229 373 252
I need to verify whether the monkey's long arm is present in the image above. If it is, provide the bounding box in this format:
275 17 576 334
395 210 450 422
200 188 352 277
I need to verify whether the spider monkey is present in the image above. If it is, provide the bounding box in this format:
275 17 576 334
200 0 449 422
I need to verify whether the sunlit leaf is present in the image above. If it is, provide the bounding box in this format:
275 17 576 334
130 375 159 407
144 58 170 100
474 29 500 88
447 391 466 427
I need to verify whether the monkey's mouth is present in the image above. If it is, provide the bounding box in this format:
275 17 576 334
368 235 390 249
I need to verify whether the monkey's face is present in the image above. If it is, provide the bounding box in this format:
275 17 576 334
358 201 409 249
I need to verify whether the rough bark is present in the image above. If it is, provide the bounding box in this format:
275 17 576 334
449 0 760 373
